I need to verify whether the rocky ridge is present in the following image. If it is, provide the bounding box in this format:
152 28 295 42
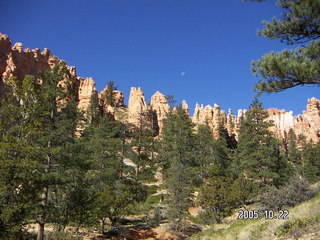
0 33 319 142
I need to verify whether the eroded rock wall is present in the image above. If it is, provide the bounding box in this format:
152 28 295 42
1 33 319 142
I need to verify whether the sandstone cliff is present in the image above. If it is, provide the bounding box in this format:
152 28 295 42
193 103 227 138
1 33 319 143
78 77 97 111
99 84 125 108
128 87 148 126
193 98 320 143
150 91 170 133
0 33 102 118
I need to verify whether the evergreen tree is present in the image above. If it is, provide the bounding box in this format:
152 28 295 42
198 175 252 223
197 117 251 224
194 125 216 180
87 93 101 124
286 129 302 172
129 113 157 183
104 81 117 107
0 75 40 239
159 108 197 231
82 116 147 230
236 97 289 189
246 0 320 93
27 63 80 240
302 142 320 183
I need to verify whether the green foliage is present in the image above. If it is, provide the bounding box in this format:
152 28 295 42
80 115 149 230
87 93 101 124
258 0 320 45
302 142 320 183
159 108 197 230
275 217 312 237
95 179 148 227
286 129 302 167
194 125 216 180
0 63 83 240
236 97 290 188
128 113 158 183
198 175 253 224
165 94 177 108
104 81 117 107
260 175 315 210
248 0 320 93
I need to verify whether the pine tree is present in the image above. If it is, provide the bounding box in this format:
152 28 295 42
197 117 251 224
286 129 302 172
28 63 80 240
246 0 320 93
0 75 40 239
302 142 320 183
236 97 289 189
87 93 101 124
129 112 157 183
159 107 197 231
194 124 215 180
104 81 117 107
82 116 147 230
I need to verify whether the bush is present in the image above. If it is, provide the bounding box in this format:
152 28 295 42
275 217 312 237
45 231 82 240
260 175 315 210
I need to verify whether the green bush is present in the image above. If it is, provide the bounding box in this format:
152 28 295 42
260 176 315 210
146 194 163 205
275 217 312 237
146 185 158 195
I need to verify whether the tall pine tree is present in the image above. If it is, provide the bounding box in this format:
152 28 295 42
159 107 197 231
236 96 289 189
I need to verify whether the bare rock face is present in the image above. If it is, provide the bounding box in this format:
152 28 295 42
0 33 96 115
78 77 97 111
150 91 170 132
128 87 148 125
182 100 189 115
98 84 125 108
0 33 80 103
266 108 295 139
192 98 320 143
0 34 11 98
1 33 318 142
226 108 239 136
293 97 320 142
193 103 226 138
0 33 11 76
1 37 63 82
264 98 319 142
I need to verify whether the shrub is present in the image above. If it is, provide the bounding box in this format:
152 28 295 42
260 175 315 210
275 217 312 237
45 231 82 240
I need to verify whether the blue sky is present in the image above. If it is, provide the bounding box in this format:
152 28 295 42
1 0 319 115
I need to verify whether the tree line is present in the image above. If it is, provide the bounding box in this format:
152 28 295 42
0 63 319 239
1 0 320 238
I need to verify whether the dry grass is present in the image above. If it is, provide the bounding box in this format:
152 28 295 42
191 182 320 240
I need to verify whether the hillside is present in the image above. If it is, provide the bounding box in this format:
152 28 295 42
191 183 320 240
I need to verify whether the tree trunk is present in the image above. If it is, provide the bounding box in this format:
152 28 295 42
37 152 50 240
37 184 48 240
37 222 45 240
101 219 105 233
